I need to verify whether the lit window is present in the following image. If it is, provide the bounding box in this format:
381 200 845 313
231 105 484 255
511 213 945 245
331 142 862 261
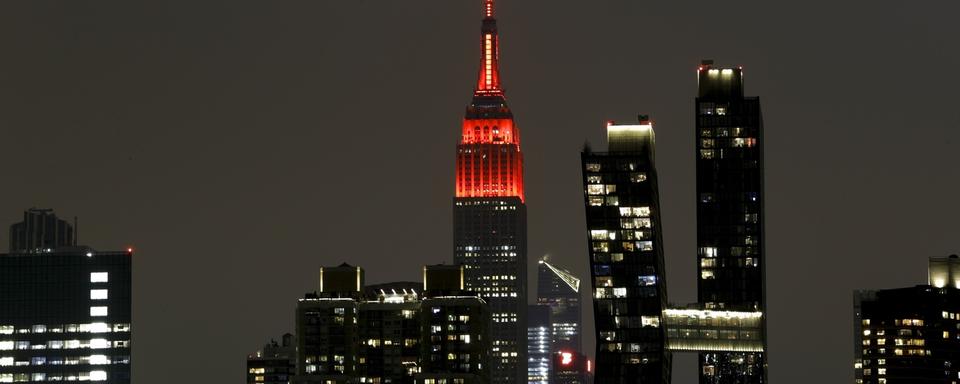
90 370 107 381
613 288 627 298
90 273 109 283
641 316 661 328
90 307 108 317
700 150 714 159
585 163 601 172
90 290 108 300
629 173 647 183
89 355 109 365
90 339 109 349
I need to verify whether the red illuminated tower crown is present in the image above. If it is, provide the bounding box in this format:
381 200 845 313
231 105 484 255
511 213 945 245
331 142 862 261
455 0 525 202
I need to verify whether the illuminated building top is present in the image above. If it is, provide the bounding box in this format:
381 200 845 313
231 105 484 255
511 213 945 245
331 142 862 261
456 0 525 202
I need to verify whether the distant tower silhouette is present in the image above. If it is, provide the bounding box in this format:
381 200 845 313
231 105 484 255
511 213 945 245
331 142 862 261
9 208 76 252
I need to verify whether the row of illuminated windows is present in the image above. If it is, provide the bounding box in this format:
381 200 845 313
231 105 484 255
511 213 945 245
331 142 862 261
590 229 653 240
0 371 108 382
0 355 129 367
592 241 653 253
364 338 419 348
700 138 757 149
699 126 751 138
480 275 516 281
303 355 346 364
861 348 931 357
699 246 760 258
594 275 657 288
599 341 660 353
700 258 759 269
862 338 925 346
587 196 620 207
586 173 647 184
0 323 129 336
0 339 128 351
586 185 617 196
461 245 515 252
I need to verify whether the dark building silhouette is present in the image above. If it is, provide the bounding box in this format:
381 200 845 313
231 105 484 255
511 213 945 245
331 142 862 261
0 209 131 383
537 258 582 354
581 117 671 383
452 1 527 384
247 334 296 384
853 255 960 383
290 264 489 384
8 208 76 253
695 61 768 383
527 305 551 384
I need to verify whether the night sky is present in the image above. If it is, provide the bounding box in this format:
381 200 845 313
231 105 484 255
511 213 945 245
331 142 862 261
1 1 959 382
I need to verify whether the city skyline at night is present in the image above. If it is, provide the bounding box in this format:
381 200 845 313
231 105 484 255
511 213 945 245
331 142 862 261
0 1 958 383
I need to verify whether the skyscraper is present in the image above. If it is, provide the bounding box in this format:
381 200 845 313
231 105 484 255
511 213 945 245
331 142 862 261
0 209 132 383
695 61 767 383
581 118 671 383
537 258 582 354
853 255 960 384
452 1 527 384
527 305 551 384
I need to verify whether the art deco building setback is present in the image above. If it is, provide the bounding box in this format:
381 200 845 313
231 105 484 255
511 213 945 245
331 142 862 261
853 255 960 384
247 333 296 384
0 209 132 383
695 60 767 383
290 264 489 384
452 2 527 384
581 117 671 384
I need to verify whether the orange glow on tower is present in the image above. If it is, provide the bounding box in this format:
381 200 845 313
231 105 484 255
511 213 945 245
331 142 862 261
456 0 524 202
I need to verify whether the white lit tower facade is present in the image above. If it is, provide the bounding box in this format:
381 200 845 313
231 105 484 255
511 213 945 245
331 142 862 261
452 1 527 384
695 62 767 383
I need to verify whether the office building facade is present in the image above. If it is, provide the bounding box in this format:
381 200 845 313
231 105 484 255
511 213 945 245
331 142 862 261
854 255 960 383
695 61 767 383
0 209 131 383
452 1 527 384
581 118 671 383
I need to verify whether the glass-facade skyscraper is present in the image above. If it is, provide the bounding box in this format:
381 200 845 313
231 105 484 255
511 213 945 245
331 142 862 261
581 118 671 384
453 1 527 384
695 62 767 383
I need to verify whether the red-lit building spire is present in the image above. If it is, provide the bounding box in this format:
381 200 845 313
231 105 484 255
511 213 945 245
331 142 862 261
476 0 501 94
455 0 524 202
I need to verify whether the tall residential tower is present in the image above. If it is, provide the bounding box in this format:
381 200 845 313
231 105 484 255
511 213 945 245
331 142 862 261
581 118 671 384
453 1 527 384
695 62 767 383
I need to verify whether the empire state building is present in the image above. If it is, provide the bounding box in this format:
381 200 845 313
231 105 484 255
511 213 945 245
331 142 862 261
453 1 527 384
